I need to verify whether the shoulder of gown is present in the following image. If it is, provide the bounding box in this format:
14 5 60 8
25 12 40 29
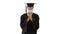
33 13 39 19
21 13 27 17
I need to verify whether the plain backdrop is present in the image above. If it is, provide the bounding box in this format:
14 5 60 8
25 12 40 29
0 0 60 34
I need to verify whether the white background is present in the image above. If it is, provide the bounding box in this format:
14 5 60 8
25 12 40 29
0 0 60 34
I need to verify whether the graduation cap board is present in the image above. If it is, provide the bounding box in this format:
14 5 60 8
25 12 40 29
27 3 34 7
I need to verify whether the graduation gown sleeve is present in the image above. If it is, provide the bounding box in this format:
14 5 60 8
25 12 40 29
33 14 39 30
20 15 25 29
35 15 39 30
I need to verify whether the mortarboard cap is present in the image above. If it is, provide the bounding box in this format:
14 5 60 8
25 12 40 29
27 3 34 7
25 3 36 12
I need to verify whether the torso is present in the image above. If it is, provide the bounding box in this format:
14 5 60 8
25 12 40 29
27 20 34 34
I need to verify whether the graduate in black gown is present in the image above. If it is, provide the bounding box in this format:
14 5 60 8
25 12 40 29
20 3 40 34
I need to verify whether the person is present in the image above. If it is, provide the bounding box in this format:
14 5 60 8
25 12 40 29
20 3 40 34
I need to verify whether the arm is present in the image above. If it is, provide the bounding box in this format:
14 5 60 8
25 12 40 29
33 14 39 30
20 15 25 29
35 16 39 30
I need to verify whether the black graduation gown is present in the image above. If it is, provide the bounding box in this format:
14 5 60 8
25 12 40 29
20 13 39 34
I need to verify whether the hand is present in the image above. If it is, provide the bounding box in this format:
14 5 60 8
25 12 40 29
27 14 32 21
